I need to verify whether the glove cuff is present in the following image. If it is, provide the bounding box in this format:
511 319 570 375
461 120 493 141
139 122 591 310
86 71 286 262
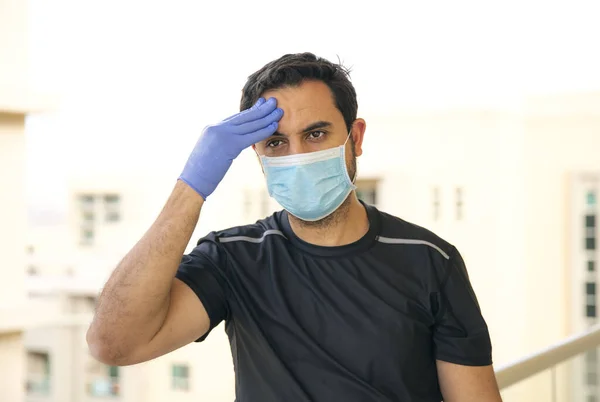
177 176 209 200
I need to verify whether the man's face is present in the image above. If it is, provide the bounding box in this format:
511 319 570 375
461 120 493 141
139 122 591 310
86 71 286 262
253 80 365 179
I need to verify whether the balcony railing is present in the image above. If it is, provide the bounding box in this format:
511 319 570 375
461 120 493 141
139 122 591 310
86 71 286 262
496 323 600 401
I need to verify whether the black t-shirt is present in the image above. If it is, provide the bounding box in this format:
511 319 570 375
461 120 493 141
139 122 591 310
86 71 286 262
175 204 492 402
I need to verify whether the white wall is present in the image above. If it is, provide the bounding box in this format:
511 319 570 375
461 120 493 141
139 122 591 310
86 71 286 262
0 0 27 93
0 5 31 402
26 225 72 276
0 114 27 308
0 113 27 402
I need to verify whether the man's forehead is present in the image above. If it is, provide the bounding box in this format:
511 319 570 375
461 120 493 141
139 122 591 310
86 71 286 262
262 81 340 133
262 81 337 113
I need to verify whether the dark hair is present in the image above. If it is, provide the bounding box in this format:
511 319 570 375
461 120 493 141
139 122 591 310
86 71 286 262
240 53 357 131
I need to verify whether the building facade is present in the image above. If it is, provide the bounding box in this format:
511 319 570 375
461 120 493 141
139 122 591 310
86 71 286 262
0 0 37 401
0 111 27 402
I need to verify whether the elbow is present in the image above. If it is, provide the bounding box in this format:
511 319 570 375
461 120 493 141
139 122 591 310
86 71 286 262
86 324 132 366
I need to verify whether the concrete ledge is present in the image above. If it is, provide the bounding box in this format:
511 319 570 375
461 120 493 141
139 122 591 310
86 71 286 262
0 86 59 115
0 307 93 333
0 307 27 333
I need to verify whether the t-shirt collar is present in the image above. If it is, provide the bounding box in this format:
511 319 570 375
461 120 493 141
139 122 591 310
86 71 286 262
277 201 381 258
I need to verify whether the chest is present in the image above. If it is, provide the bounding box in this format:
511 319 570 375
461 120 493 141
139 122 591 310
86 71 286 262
226 247 436 369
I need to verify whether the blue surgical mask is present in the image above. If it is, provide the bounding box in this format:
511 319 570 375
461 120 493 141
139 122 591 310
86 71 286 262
260 132 356 221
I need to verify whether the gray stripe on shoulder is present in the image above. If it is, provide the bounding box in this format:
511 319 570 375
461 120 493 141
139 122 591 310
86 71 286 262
218 229 287 244
375 236 450 260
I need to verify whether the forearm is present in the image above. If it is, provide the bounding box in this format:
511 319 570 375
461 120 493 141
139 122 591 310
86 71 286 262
87 180 203 362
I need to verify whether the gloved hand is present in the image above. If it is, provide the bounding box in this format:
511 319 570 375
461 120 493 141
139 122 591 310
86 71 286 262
179 97 282 199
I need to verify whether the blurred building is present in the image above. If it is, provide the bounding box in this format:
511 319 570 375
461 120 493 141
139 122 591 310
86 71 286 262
23 174 238 402
0 94 28 402
0 0 43 401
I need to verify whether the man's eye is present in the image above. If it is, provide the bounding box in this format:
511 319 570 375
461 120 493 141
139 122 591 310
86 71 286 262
308 131 325 140
267 139 283 148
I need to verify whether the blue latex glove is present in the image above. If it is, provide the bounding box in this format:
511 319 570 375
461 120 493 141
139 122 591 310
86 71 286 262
179 97 282 199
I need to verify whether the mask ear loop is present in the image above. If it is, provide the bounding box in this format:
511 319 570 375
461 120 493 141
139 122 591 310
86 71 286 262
344 129 358 184
344 129 352 146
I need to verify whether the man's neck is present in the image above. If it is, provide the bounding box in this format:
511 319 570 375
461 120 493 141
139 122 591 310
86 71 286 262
287 195 370 247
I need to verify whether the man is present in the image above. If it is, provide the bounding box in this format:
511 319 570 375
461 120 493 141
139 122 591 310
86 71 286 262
87 53 503 402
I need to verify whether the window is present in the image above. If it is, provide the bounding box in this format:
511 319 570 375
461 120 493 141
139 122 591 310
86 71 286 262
27 265 38 275
26 351 50 395
587 282 597 318
356 179 378 206
456 187 464 220
433 187 440 221
586 214 597 251
87 364 119 397
104 194 121 222
586 351 599 396
589 261 596 272
587 237 597 251
79 194 96 245
588 191 597 207
586 349 598 365
86 296 97 310
79 194 95 211
83 211 95 222
109 366 119 379
172 364 190 391
587 215 597 228
80 227 94 246
587 283 596 295
588 371 598 386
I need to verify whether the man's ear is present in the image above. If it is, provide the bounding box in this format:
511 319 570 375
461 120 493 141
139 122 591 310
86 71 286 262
351 118 366 157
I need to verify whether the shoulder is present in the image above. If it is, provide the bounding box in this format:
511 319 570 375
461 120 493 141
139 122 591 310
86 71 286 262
374 208 455 261
373 208 464 291
214 212 285 243
188 212 285 268
195 211 286 252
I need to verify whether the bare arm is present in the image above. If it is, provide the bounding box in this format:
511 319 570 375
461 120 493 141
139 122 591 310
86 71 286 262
437 361 503 402
86 180 209 366
87 98 281 365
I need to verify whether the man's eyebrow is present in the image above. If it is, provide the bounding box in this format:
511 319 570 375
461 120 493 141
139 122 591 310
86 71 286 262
301 121 332 133
272 121 333 137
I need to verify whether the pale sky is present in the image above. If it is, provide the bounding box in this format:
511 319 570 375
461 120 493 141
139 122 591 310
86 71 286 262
24 0 600 220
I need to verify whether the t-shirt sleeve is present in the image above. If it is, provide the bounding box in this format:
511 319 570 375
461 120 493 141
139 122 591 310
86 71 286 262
175 233 230 342
432 247 493 366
